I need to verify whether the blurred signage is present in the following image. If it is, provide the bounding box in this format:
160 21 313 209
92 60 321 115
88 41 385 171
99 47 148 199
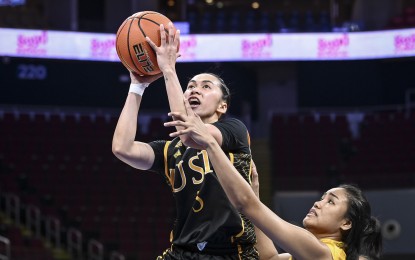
1 27 415 62
0 0 25 6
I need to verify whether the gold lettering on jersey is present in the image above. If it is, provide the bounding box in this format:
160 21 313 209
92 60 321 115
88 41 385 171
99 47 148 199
173 150 181 158
166 168 175 189
163 141 172 184
201 150 213 174
173 160 186 193
174 141 182 148
192 191 204 213
189 155 204 185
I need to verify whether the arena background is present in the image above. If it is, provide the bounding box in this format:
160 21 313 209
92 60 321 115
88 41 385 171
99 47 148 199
1 0 414 259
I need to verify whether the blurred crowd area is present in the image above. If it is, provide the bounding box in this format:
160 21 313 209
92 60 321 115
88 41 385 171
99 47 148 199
0 0 415 33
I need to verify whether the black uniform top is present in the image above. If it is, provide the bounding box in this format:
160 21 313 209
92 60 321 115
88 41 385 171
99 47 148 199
148 117 256 252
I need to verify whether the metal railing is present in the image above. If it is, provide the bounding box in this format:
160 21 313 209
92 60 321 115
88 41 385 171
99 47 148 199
0 235 10 260
109 251 125 260
1 192 127 260
5 194 20 226
25 205 41 238
87 239 103 260
67 228 83 260
46 217 61 249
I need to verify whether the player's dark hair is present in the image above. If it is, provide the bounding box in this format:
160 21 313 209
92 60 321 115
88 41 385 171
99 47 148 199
339 184 383 260
204 72 231 109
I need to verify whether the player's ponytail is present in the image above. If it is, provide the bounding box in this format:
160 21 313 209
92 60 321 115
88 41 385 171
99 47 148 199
358 216 382 260
338 184 383 260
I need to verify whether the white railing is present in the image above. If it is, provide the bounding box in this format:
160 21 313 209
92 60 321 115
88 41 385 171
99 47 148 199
1 190 130 260
46 217 61 249
25 205 41 238
109 251 125 260
0 235 10 260
67 228 83 260
87 239 103 260
5 194 20 226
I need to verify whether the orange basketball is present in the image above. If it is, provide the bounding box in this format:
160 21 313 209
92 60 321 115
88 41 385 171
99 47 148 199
116 11 177 76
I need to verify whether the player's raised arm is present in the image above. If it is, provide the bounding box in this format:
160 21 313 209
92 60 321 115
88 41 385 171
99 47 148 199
146 23 227 149
113 12 170 169
112 71 162 170
145 23 188 136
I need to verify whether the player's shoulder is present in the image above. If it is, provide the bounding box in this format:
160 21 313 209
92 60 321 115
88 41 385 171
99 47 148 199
149 139 168 146
149 138 179 153
215 117 247 128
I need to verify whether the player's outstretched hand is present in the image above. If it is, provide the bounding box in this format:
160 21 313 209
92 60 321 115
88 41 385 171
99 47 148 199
164 98 215 148
129 70 162 85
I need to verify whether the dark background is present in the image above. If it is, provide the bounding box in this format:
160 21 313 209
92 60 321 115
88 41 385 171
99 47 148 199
2 57 414 115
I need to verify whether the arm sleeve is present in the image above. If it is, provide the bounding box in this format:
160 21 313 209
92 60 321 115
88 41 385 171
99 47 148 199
213 118 251 154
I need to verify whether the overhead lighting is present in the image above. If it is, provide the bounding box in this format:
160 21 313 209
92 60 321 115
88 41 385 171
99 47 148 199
167 0 175 7
252 1 260 9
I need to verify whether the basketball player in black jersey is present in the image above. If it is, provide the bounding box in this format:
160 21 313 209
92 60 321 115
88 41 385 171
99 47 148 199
112 23 259 259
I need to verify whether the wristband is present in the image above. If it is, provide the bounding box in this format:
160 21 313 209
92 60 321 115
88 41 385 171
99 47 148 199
129 83 149 96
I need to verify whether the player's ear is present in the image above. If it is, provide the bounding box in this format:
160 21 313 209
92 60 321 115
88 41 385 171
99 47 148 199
217 101 227 114
340 219 352 231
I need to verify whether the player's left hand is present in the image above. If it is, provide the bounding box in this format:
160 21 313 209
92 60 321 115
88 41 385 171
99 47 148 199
146 22 180 73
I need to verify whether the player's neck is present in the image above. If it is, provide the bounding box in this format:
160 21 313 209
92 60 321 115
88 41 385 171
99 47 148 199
201 114 220 124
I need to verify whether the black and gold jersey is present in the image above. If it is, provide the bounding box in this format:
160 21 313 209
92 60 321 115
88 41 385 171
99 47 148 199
149 118 257 255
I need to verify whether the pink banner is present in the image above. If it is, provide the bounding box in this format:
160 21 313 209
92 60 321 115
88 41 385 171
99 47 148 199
1 27 415 62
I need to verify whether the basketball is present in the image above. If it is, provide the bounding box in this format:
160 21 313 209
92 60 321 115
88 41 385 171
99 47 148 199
115 11 177 76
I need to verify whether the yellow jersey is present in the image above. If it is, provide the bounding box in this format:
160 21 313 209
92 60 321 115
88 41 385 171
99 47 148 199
289 238 346 260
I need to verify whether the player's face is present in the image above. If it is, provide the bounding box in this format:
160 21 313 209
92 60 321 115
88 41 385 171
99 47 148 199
184 73 227 123
303 187 351 239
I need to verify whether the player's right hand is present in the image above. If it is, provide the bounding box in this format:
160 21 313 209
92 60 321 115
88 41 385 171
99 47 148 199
165 98 215 149
130 70 162 85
